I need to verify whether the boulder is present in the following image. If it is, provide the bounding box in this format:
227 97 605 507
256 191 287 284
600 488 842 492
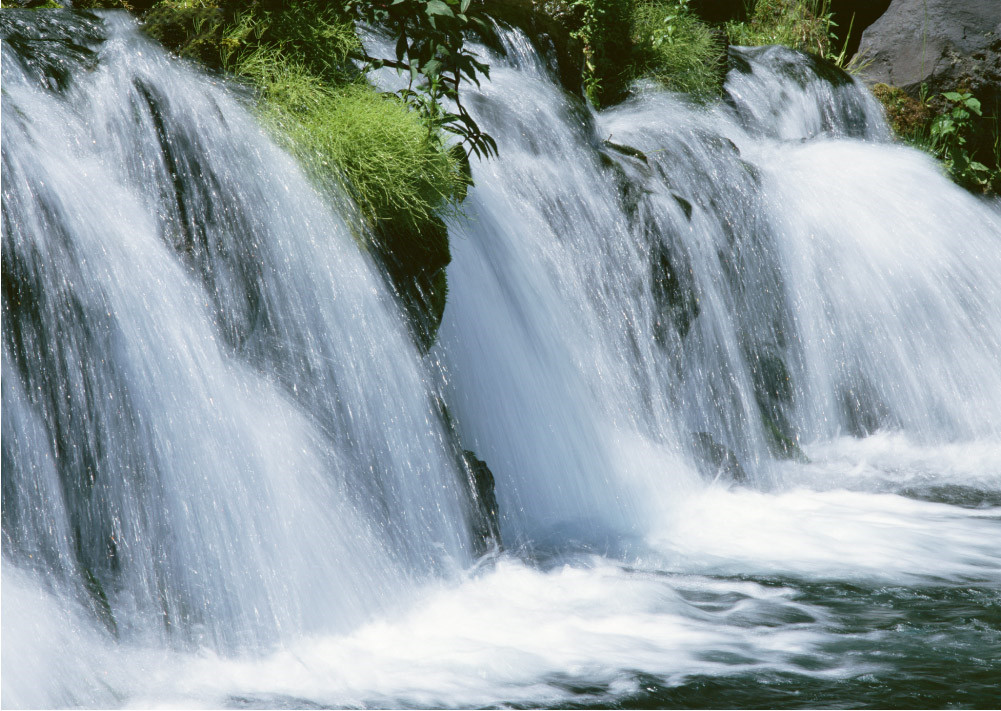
855 0 1001 109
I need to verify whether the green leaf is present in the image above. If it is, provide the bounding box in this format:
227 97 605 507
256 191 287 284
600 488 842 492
426 0 454 17
942 91 964 102
460 0 471 12
423 58 442 77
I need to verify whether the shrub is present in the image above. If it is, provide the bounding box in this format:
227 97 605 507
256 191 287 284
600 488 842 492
236 49 465 237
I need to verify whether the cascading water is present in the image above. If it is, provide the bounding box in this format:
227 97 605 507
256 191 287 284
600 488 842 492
3 9 1001 709
3 11 481 704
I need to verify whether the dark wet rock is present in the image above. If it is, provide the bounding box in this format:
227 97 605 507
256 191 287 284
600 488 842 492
691 431 747 484
0 9 105 92
602 139 649 164
434 398 502 556
375 215 451 352
747 351 807 461
461 450 501 556
651 240 699 342
727 46 753 75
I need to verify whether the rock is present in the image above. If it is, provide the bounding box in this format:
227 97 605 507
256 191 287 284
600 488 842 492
690 432 747 484
855 0 1001 109
651 241 699 342
461 450 501 556
0 9 105 92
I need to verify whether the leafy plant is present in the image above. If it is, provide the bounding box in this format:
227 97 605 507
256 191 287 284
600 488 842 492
930 91 994 190
565 0 633 107
341 0 497 159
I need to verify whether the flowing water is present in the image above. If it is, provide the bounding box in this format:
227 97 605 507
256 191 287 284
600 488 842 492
3 10 1001 709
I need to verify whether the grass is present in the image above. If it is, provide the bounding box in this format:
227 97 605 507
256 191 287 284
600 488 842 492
726 0 833 56
631 0 726 100
235 47 465 238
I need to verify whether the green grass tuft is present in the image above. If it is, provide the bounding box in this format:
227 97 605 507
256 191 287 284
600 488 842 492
632 0 726 100
235 47 465 240
725 0 832 55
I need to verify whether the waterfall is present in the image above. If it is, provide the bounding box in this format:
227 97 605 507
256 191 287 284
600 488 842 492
2 9 478 678
439 27 1001 545
3 10 1001 709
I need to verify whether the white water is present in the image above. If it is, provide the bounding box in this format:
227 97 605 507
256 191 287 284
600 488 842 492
4 13 1001 709
3 10 476 666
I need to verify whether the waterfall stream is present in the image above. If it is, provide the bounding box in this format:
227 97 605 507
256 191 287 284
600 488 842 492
3 11 1000 709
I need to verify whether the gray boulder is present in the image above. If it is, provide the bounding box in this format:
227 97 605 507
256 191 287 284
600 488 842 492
855 0 1001 105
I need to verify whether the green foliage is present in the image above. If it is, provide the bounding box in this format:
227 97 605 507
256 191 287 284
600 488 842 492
571 0 633 107
872 83 1000 195
341 0 497 159
929 91 998 192
726 0 832 56
632 0 725 100
236 48 465 237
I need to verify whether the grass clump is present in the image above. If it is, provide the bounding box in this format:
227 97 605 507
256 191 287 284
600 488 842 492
631 0 726 100
726 0 833 56
237 48 464 242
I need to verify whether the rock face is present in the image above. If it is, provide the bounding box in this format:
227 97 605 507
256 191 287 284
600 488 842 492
856 0 1001 107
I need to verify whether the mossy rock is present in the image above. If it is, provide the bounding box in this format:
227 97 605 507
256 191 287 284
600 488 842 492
871 83 933 140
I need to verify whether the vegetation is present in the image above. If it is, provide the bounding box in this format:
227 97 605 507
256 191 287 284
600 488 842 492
928 91 1000 194
567 0 633 106
870 83 933 140
871 83 1001 195
340 0 497 160
725 0 834 57
631 0 725 100
551 0 725 106
137 0 496 347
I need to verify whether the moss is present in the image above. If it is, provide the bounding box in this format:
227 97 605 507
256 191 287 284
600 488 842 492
726 0 832 55
871 83 933 142
632 0 726 100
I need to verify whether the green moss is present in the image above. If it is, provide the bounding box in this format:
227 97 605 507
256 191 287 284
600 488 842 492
871 83 933 142
632 0 726 100
726 0 832 55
